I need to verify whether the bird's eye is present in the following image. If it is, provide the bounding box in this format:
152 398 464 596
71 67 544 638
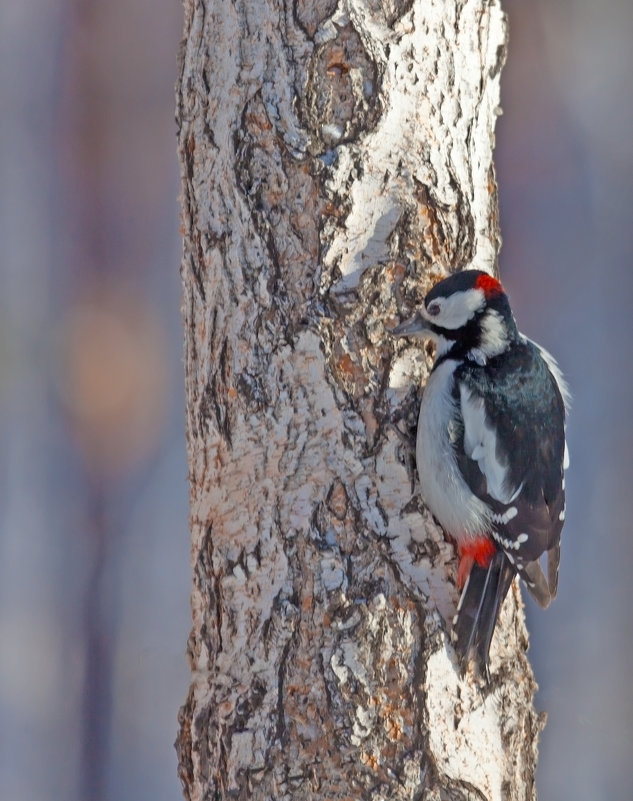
427 302 440 317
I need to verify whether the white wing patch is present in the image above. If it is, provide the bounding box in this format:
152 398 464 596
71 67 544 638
460 384 516 503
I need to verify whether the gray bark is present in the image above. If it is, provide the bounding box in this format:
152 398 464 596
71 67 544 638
175 1 542 799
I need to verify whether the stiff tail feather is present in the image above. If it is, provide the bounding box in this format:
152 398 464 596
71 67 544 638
453 550 515 680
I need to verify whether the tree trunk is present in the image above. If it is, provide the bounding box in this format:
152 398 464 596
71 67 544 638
175 1 542 799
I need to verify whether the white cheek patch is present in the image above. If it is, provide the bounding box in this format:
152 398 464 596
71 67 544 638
425 288 485 330
460 385 516 503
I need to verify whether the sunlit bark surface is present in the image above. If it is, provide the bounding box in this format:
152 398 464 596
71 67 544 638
176 2 542 799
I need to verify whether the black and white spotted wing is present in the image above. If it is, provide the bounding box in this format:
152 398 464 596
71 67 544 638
452 339 568 607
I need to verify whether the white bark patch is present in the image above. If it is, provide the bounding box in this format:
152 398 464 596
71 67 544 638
387 350 427 392
426 648 504 799
322 0 505 294
373 431 458 620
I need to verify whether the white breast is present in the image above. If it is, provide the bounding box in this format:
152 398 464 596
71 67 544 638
416 360 491 541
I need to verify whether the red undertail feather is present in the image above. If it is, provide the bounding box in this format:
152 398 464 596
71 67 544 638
457 537 497 588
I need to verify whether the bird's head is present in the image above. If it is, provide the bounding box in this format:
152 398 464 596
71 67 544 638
391 270 518 362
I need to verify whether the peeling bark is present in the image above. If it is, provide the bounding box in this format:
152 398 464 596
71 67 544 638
176 2 542 800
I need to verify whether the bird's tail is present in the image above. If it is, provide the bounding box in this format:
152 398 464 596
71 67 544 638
453 550 515 680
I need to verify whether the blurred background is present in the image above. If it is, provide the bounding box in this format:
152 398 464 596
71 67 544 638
0 1 630 800
500 2 633 798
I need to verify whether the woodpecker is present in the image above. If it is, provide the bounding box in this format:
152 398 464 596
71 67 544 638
392 270 569 677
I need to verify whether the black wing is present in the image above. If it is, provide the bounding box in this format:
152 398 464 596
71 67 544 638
454 340 567 606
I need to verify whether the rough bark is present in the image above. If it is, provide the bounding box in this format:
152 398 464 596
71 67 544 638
176 1 542 800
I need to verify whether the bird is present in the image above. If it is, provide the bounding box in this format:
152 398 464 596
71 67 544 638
391 269 569 677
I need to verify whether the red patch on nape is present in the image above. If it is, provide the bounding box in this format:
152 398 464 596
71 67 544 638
475 273 504 298
460 536 497 568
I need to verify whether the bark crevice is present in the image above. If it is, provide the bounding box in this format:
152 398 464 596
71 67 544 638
177 2 540 799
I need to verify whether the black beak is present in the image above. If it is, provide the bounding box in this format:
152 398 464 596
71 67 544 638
389 311 429 337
